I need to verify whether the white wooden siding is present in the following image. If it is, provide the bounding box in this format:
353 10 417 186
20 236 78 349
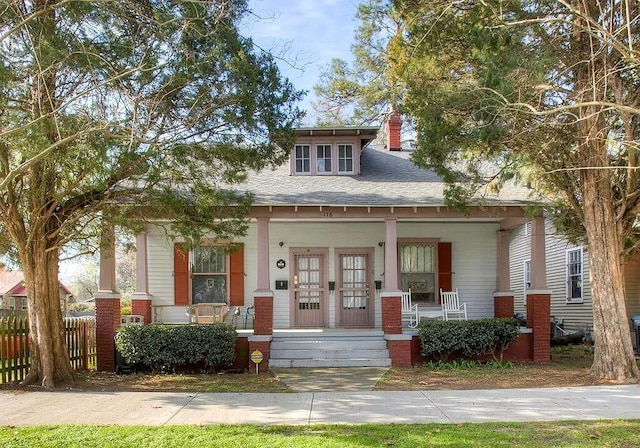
145 220 500 327
510 218 593 333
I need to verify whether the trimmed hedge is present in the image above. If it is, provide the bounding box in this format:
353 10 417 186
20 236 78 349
115 323 237 372
418 318 520 362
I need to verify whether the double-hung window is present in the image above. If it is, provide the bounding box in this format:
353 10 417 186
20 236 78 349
192 246 228 304
338 144 354 173
399 243 436 303
8 297 15 310
566 247 583 303
316 144 332 173
295 144 311 173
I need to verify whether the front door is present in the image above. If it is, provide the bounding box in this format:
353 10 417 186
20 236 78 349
338 251 374 327
293 253 325 327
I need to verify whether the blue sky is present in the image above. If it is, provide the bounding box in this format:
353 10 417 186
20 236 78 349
244 0 360 123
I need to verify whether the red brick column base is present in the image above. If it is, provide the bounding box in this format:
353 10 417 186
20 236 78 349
131 297 152 325
526 292 551 363
253 294 274 335
494 293 514 318
381 294 402 334
248 337 272 372
386 336 412 367
95 296 121 372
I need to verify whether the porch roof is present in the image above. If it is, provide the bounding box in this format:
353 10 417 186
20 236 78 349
234 143 536 208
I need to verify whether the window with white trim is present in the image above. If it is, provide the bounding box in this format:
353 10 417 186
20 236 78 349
316 144 332 173
399 243 436 303
8 297 15 310
523 259 531 305
191 246 228 304
338 144 354 173
566 247 583 303
294 144 310 173
524 221 532 236
21 299 27 310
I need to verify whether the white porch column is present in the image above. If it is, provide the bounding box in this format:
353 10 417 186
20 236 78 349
496 229 511 292
255 217 271 293
131 231 152 324
383 217 400 292
97 227 118 295
94 225 121 371
530 215 547 290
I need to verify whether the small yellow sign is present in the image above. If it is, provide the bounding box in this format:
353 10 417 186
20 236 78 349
250 350 264 364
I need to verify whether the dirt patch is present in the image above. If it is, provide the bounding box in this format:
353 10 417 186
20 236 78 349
0 344 636 392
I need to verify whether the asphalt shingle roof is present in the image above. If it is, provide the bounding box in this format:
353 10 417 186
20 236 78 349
235 143 533 207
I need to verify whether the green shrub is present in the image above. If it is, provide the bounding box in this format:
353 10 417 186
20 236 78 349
115 323 237 372
418 318 520 362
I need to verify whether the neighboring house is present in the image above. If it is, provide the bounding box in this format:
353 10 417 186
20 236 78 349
0 270 74 313
94 115 555 371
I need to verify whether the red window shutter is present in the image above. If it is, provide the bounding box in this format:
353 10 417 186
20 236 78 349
438 242 452 295
229 245 245 306
174 243 190 306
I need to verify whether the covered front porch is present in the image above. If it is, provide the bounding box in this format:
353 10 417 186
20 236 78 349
93 209 551 371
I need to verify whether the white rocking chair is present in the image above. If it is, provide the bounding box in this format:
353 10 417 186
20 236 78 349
440 288 468 321
401 289 419 328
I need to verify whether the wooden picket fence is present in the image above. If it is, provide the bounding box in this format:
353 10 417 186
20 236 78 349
0 316 97 384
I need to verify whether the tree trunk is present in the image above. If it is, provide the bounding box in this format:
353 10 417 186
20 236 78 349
20 245 74 389
583 175 639 380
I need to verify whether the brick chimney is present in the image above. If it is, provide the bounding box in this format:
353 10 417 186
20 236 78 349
386 113 402 151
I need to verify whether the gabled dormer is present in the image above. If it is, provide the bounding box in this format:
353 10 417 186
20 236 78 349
289 126 378 176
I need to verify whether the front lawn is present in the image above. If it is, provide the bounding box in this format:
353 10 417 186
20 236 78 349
2 421 639 447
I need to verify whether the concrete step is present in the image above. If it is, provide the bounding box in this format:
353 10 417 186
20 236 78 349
269 332 391 368
271 340 388 350
271 349 389 360
269 358 392 368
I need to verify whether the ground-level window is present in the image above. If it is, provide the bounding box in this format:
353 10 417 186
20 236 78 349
8 297 15 310
338 144 354 173
400 243 436 303
566 247 583 303
295 144 311 173
192 246 228 304
21 299 27 310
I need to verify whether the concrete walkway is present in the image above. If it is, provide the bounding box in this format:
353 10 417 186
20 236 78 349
270 367 388 392
1 385 639 426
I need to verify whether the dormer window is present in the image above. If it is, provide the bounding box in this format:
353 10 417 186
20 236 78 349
295 144 310 173
290 126 378 176
316 144 332 173
338 144 354 173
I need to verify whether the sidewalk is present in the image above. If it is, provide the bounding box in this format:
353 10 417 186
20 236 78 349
1 385 639 426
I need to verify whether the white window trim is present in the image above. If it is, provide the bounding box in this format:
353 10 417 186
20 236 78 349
523 259 531 305
524 221 532 237
8 296 15 310
294 144 311 174
315 143 333 175
337 143 355 174
190 246 230 305
566 247 584 304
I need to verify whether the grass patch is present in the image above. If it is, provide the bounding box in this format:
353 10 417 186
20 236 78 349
1 421 640 447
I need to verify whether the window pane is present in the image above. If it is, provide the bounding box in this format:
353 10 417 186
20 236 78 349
194 246 225 273
192 275 227 304
338 144 354 172
316 144 332 172
295 145 310 172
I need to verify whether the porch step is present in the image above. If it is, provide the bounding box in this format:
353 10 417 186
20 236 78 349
269 331 391 368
